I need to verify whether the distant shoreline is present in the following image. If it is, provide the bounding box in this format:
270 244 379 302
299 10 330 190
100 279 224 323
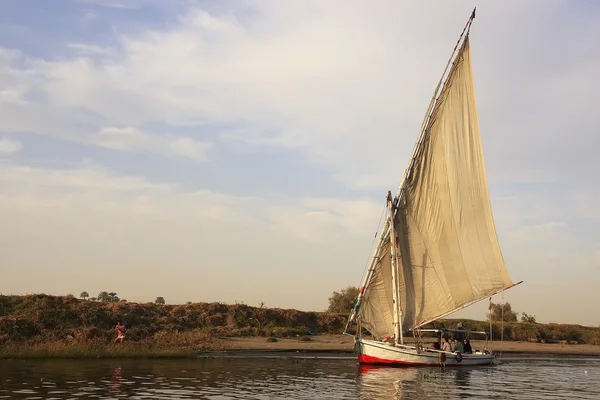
2 335 600 360
1 294 599 360
216 335 600 357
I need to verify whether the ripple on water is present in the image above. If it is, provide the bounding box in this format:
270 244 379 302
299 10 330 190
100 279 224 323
0 357 599 399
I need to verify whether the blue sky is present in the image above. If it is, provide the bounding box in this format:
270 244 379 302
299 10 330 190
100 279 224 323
1 0 599 326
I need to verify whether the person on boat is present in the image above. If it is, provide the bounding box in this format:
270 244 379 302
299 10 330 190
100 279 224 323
452 338 464 353
441 337 451 352
463 339 473 354
454 322 466 341
432 339 441 350
114 321 126 343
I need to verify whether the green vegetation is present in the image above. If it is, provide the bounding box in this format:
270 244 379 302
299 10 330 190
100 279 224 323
428 318 600 345
0 294 346 359
488 301 518 322
327 286 359 313
0 334 218 359
1 293 599 359
521 312 537 324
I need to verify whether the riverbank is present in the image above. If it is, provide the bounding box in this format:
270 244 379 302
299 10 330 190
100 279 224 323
3 335 600 360
2 294 600 359
220 335 600 356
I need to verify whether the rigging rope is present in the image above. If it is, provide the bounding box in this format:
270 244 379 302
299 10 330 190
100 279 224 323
359 203 387 278
343 203 387 334
500 292 505 357
488 297 492 352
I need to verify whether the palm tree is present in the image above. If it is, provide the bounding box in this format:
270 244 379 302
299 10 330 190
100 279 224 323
97 291 111 302
80 291 89 300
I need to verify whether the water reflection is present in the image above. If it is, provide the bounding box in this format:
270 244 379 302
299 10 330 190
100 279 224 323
0 356 599 399
111 366 122 397
359 364 478 399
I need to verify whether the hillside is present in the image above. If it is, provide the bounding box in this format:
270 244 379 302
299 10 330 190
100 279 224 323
1 294 599 358
0 294 345 343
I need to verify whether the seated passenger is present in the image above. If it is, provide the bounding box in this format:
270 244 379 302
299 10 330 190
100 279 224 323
441 337 451 352
463 339 473 354
452 339 464 353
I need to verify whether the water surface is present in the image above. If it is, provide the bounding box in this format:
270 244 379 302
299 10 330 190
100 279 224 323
1 355 598 399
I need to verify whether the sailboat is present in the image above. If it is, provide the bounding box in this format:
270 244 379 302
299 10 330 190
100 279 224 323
344 9 522 367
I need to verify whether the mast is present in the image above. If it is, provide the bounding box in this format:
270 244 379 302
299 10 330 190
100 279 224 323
387 191 403 344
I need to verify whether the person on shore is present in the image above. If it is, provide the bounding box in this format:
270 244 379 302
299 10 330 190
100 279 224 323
114 321 126 343
441 337 451 352
452 338 464 353
463 339 473 354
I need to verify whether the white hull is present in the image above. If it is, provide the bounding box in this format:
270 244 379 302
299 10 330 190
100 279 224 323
356 338 495 367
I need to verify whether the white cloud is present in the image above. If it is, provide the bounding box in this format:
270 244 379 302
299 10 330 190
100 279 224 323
0 163 170 193
0 138 22 155
67 43 114 56
169 137 211 161
1 2 598 188
94 127 212 161
75 0 143 9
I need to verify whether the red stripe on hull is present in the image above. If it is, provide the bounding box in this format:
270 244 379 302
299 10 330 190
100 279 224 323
358 353 433 367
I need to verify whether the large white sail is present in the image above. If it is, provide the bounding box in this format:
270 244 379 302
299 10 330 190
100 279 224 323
358 34 514 337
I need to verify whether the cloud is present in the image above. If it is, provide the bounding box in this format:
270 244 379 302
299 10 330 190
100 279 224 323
75 0 144 9
1 1 599 323
67 43 114 56
2 2 599 188
94 127 212 161
0 138 22 155
0 160 378 308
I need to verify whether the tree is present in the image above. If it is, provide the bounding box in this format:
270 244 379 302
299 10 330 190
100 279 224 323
80 291 89 300
327 286 359 313
97 291 121 302
97 292 111 302
487 301 518 322
155 297 165 305
521 312 537 323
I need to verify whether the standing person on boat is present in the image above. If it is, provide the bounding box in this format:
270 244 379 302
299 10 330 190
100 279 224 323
454 322 466 341
114 321 126 343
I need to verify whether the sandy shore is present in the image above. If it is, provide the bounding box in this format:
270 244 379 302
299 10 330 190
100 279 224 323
218 335 600 356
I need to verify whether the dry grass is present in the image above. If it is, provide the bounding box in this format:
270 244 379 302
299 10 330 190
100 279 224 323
1 294 599 359
0 331 228 359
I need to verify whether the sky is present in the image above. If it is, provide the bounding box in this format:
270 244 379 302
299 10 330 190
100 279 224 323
0 0 599 326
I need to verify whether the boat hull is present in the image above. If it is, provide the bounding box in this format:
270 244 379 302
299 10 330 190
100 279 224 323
356 338 495 367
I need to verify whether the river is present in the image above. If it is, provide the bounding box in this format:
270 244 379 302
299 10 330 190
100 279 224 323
1 354 598 399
